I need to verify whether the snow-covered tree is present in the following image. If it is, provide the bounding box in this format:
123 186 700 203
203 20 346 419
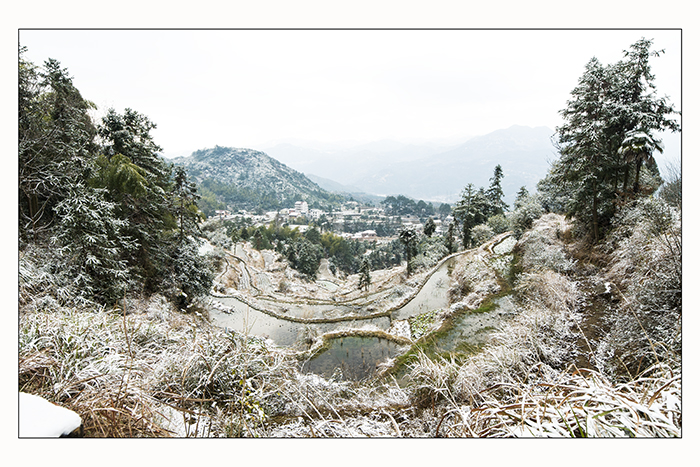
399 227 419 276
423 217 436 238
547 38 679 242
51 184 134 302
19 51 97 243
453 184 489 249
358 257 372 292
486 164 508 216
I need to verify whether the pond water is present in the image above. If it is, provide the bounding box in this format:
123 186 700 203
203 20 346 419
301 336 405 381
431 295 517 355
209 297 391 347
209 248 515 379
392 257 456 321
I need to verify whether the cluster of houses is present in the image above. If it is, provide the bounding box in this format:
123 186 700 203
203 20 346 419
212 200 452 241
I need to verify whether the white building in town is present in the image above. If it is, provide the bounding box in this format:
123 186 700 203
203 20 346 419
295 201 309 214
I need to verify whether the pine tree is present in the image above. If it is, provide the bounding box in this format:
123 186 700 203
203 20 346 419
424 217 436 237
486 164 508 216
549 38 679 242
399 227 419 276
18 50 214 305
453 183 489 249
358 257 372 292
19 53 97 242
514 186 530 210
444 221 456 254
172 166 202 242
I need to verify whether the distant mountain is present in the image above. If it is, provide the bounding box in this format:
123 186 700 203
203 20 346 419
262 126 557 207
172 146 346 212
305 174 363 194
349 126 557 206
263 140 462 189
305 174 384 205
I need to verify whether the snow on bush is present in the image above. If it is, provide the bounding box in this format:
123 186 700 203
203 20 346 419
471 224 494 246
517 217 576 274
598 198 681 377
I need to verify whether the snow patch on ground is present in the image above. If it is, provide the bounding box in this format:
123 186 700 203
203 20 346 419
19 392 81 437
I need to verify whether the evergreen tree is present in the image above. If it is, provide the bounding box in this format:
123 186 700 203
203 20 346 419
399 227 419 276
18 50 213 305
172 166 202 242
97 108 176 287
548 38 679 242
253 229 265 250
423 217 436 237
19 53 97 242
514 186 530 210
287 238 323 279
453 184 489 249
51 184 134 302
444 221 456 254
486 164 508 216
358 256 372 292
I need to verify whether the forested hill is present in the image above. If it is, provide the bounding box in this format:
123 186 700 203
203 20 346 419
172 146 346 214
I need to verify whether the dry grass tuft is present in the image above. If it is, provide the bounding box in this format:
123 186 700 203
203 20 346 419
470 363 680 437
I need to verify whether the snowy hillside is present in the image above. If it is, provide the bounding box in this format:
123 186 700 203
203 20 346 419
172 146 345 211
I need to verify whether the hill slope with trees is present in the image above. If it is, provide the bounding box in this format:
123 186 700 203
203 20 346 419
172 146 346 215
19 47 212 307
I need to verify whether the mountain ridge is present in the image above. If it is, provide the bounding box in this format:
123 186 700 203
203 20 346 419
265 125 557 206
172 146 346 212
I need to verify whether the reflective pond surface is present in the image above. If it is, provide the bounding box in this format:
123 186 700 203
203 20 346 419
209 241 515 380
209 296 391 347
432 295 517 354
301 336 405 381
392 257 455 321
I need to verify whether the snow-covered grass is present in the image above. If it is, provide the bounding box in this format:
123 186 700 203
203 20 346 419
469 363 680 437
18 212 681 437
399 212 680 437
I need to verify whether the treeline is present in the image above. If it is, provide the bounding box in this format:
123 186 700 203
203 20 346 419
380 195 451 219
204 219 405 279
446 39 680 250
197 178 346 216
19 47 213 306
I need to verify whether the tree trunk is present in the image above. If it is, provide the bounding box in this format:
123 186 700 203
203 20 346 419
633 158 643 193
592 181 599 243
622 165 630 195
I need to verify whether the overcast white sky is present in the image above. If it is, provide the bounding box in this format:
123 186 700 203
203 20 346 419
19 29 681 158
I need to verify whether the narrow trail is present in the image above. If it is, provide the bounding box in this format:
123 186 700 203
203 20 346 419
572 276 616 370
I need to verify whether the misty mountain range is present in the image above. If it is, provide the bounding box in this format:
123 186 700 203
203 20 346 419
170 126 562 211
262 125 558 207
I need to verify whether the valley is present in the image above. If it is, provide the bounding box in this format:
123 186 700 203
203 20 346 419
18 35 681 440
205 231 517 381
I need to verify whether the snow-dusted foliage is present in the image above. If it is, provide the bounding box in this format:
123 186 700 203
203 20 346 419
470 224 494 246
206 227 233 250
410 235 449 271
487 214 510 235
469 363 680 437
598 198 681 377
509 193 544 238
517 214 576 274
50 184 133 302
